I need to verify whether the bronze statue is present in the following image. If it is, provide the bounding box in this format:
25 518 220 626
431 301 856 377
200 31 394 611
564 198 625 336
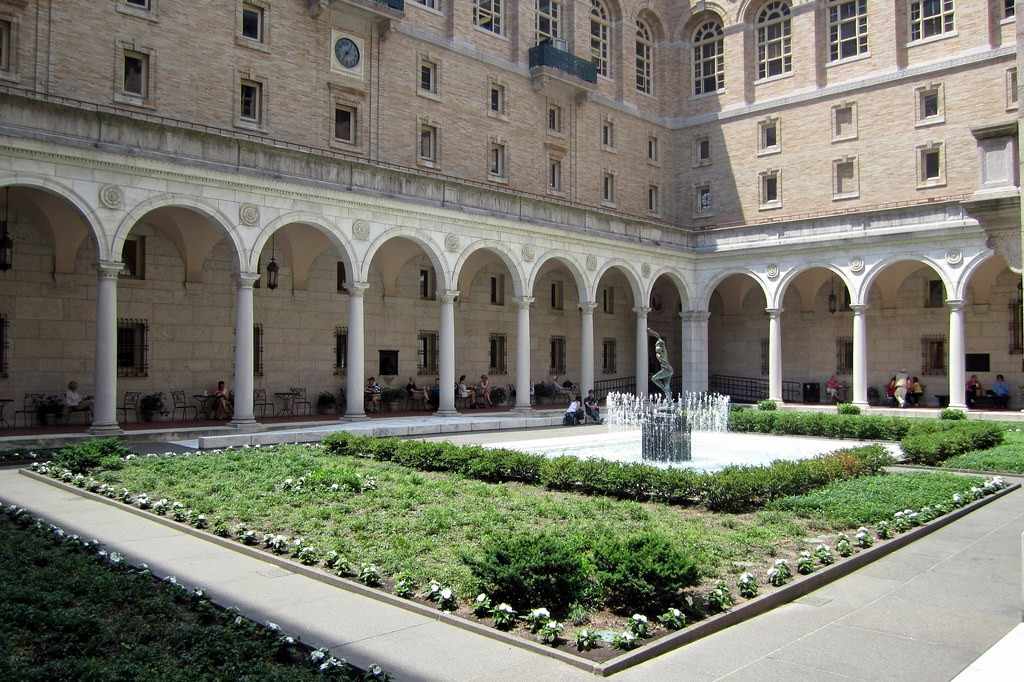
648 328 673 400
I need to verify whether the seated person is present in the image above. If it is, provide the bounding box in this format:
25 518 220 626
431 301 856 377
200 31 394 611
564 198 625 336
405 377 418 394
987 374 1010 409
564 396 583 425
364 377 382 413
583 390 602 424
966 375 982 408
457 375 471 402
825 375 843 403
63 381 93 420
884 377 897 407
477 374 492 407
212 380 231 420
428 378 440 409
908 377 925 406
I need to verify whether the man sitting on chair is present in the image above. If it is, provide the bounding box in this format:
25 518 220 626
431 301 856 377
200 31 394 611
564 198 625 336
583 390 602 424
564 396 583 425
63 381 93 421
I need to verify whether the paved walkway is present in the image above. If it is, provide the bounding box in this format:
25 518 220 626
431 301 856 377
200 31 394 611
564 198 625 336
1 467 1021 681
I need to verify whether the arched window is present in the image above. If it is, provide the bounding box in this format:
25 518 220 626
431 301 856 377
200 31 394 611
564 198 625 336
756 1 792 80
635 20 653 95
591 0 610 78
693 20 724 95
536 0 562 46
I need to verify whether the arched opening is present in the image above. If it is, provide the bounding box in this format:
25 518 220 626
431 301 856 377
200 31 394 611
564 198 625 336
959 255 1021 409
0 183 104 430
647 272 689 392
529 255 585 400
707 273 770 402
593 264 641 392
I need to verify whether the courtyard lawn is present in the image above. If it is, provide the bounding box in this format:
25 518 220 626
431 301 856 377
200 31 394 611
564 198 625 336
0 516 360 681
90 445 982 596
941 429 1024 474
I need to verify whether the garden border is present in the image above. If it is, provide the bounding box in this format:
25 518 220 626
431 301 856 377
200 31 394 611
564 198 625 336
893 463 1024 477
19 468 1020 677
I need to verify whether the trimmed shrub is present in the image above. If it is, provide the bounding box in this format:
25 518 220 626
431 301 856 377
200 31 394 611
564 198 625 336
592 533 700 614
940 408 967 421
757 400 777 411
52 438 130 473
837 403 861 416
729 410 913 441
900 422 1004 466
463 531 590 614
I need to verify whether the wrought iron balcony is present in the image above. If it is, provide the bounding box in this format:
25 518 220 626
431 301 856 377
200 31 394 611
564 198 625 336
528 41 598 90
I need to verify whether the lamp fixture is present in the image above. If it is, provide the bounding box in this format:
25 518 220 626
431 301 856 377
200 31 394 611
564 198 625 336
266 236 279 290
0 187 12 272
828 276 837 315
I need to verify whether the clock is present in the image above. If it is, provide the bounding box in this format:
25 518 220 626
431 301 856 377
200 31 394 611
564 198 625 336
334 37 360 69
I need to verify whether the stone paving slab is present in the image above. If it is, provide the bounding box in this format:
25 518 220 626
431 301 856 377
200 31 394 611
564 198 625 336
953 623 1024 681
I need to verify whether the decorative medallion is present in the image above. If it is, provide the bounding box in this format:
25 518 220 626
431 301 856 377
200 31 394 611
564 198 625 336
766 263 780 280
849 256 865 274
98 185 123 210
521 244 535 263
444 233 460 253
586 255 597 271
641 262 651 278
238 203 260 227
945 248 963 266
352 220 370 241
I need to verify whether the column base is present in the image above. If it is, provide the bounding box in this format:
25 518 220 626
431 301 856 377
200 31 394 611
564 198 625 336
344 411 367 420
89 423 124 436
512 405 534 414
946 402 968 410
434 409 460 418
851 401 869 409
229 419 265 433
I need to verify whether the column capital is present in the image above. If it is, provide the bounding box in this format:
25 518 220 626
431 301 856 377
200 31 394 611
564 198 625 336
765 307 784 318
946 299 965 311
97 260 124 278
633 305 652 316
348 281 370 297
848 303 869 314
514 295 535 309
681 309 710 322
579 301 598 313
440 289 460 304
235 271 261 288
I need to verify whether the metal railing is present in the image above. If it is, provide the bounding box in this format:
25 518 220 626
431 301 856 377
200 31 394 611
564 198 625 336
528 42 598 84
709 374 801 404
593 376 636 401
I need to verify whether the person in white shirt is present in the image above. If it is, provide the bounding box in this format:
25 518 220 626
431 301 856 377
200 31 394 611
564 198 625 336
564 396 582 425
63 381 92 420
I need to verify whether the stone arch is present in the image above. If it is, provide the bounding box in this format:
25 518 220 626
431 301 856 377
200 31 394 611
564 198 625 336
0 175 108 261
953 249 999 302
633 8 666 42
112 194 247 272
736 0 784 25
771 264 853 310
359 227 450 287
645 266 692 310
700 267 770 309
527 251 589 303
452 239 526 298
248 213 357 279
677 4 729 42
592 259 644 308
859 255 953 306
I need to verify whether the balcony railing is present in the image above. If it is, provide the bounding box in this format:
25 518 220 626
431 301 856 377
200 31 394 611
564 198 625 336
528 42 597 84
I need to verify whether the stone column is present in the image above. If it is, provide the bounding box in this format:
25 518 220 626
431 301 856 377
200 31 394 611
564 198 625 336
766 307 783 402
580 301 596 398
345 282 369 418
851 304 869 406
229 272 261 430
90 261 123 435
435 290 459 416
947 299 967 409
634 306 651 396
681 310 710 393
514 296 534 412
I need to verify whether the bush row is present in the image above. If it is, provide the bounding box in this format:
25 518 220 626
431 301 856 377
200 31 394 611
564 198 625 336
900 422 1004 466
729 410 915 440
322 432 893 512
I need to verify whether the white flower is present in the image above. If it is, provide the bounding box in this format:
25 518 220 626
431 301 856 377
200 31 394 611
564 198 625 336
439 588 453 601
773 558 789 567
310 649 328 664
668 608 682 617
475 594 488 604
266 622 281 632
496 603 514 613
530 607 550 619
630 614 648 623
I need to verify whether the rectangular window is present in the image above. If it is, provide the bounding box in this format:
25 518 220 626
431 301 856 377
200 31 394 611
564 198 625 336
117 319 148 377
1010 288 1023 354
474 0 503 35
602 287 615 314
550 336 566 375
1006 0 1016 18
759 118 780 153
123 51 148 98
760 170 780 207
0 314 8 378
417 331 438 374
537 0 561 44
126 0 150 6
336 261 347 293
418 124 437 162
602 172 615 203
919 89 940 121
489 82 505 115
910 0 955 42
760 338 769 376
121 237 146 280
648 185 659 213
695 136 711 165
240 80 262 123
241 3 264 42
828 0 868 62
416 0 438 7
549 157 562 192
489 334 508 374
925 279 945 308
334 327 347 374
489 274 505 305
647 136 658 162
602 120 615 148
334 106 355 143
419 60 437 94
550 280 564 310
0 20 9 73
919 144 943 185
965 353 990 373
921 335 946 375
832 103 857 141
253 324 264 377
836 337 853 374
1008 68 1018 109
602 338 617 374
695 185 713 215
834 158 858 198
379 350 398 377
547 104 562 132
489 142 506 178
419 268 435 300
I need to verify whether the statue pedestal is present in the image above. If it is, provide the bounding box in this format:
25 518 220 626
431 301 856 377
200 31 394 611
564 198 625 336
641 405 692 463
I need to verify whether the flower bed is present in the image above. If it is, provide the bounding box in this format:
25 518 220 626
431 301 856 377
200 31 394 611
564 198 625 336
0 502 386 681
28 439 1012 662
941 430 1024 473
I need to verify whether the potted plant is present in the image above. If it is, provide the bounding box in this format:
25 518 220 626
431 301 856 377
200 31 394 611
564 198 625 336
316 391 337 415
381 387 407 411
139 392 165 422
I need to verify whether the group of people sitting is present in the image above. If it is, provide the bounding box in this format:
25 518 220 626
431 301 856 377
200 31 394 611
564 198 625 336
883 371 926 408
363 374 498 412
563 390 602 425
967 374 1011 409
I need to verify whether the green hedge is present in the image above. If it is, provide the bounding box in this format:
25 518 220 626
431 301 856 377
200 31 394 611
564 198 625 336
900 422 1004 466
322 432 892 512
728 410 914 440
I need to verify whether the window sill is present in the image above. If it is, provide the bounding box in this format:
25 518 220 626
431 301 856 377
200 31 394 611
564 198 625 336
757 147 781 157
831 133 858 143
486 111 509 122
689 89 725 101
693 211 717 219
601 145 618 155
1007 103 1019 113
546 129 566 139
547 188 567 198
917 179 947 190
329 137 360 151
915 116 945 128
116 5 158 22
113 93 156 109
906 31 958 49
473 26 508 42
832 191 860 201
693 159 712 168
600 200 617 209
1002 16 1015 25
754 72 793 87
826 52 871 69
417 159 438 170
235 119 268 134
488 175 509 185
758 201 782 211
646 159 662 168
417 89 442 103
235 36 271 53
411 2 444 16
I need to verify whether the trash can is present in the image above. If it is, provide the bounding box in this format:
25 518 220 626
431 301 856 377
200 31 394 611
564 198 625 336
802 382 821 404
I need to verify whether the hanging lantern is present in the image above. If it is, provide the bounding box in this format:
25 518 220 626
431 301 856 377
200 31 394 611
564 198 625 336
265 236 279 290
0 188 11 272
827 277 837 315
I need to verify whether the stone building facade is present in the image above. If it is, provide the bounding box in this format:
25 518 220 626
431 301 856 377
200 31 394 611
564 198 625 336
0 0 1020 433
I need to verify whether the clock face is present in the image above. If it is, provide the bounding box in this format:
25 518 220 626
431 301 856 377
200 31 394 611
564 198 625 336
335 37 360 69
